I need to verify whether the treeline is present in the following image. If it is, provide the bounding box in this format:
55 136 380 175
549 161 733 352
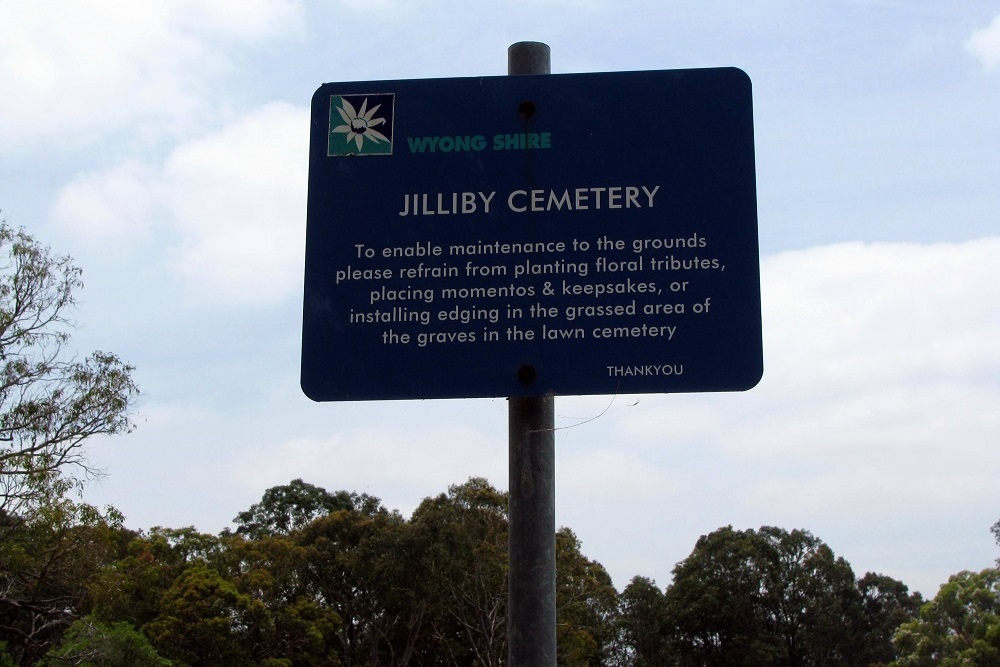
8 476 995 666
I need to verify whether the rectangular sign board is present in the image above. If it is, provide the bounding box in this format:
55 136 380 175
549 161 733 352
302 68 763 401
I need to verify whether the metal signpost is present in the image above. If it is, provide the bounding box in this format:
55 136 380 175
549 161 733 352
302 42 762 665
506 42 556 666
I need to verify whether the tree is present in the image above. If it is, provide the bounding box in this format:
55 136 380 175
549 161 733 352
36 615 169 667
87 524 344 666
142 564 270 666
294 507 396 666
664 525 773 666
856 572 922 666
755 526 862 666
891 568 1000 666
223 532 343 666
554 527 620 665
663 525 868 667
86 526 226 635
0 496 128 665
410 477 509 666
0 220 139 515
233 478 384 540
618 576 670 666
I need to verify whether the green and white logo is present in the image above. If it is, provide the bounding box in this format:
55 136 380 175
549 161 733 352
328 94 394 156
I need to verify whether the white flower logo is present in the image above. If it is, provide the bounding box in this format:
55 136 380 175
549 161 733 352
331 97 389 152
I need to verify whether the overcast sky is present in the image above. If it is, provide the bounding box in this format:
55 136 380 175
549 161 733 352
2 0 999 597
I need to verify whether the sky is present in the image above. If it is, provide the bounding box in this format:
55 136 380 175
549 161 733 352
1 0 999 598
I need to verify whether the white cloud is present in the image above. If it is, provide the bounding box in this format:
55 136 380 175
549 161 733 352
748 465 996 520
559 448 680 501
762 240 1000 393
618 238 1000 516
52 102 309 305
966 13 1000 70
180 0 304 39
163 103 308 303
51 161 165 242
0 0 303 151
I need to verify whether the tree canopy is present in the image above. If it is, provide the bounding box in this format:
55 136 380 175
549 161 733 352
891 568 1000 666
0 473 961 667
662 525 922 667
0 221 139 515
232 477 386 539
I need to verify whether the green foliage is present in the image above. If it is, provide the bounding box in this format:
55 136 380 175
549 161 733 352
661 525 909 667
0 642 15 667
36 615 169 667
410 477 509 665
857 572 924 666
0 221 139 517
223 532 342 665
618 576 670 665
232 477 385 540
664 525 774 665
296 505 404 663
87 526 345 666
3 471 947 666
891 568 1000 666
555 527 619 666
143 564 270 666
86 529 209 632
0 496 127 665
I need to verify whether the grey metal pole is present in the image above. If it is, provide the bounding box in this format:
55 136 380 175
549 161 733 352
508 395 556 665
508 41 551 76
507 40 556 667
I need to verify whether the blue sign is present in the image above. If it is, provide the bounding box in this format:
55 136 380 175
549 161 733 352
302 68 762 401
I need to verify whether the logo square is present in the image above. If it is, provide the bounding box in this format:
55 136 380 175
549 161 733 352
328 93 395 156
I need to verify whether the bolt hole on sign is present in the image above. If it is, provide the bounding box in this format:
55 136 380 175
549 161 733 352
302 68 763 402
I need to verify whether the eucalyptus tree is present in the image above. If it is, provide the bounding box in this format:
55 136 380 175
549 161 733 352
0 220 138 515
891 568 1000 666
0 219 138 666
663 525 894 667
